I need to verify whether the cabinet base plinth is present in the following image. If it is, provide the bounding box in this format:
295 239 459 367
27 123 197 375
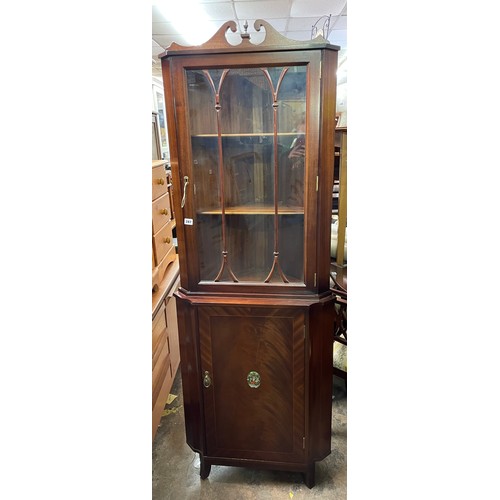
197 456 318 488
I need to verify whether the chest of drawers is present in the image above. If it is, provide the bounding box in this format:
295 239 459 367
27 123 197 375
152 258 180 441
152 161 176 291
152 159 180 441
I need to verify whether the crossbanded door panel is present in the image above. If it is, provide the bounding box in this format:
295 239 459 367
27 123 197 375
199 306 305 463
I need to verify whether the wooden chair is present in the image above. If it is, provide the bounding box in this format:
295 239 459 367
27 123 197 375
331 272 347 385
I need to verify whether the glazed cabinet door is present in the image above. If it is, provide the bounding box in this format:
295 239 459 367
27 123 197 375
199 306 306 463
168 51 323 292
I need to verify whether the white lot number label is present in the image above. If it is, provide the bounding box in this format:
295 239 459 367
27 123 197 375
184 218 193 226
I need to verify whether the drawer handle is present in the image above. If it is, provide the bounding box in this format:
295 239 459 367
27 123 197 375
203 371 212 388
163 236 171 244
156 178 165 185
160 208 169 215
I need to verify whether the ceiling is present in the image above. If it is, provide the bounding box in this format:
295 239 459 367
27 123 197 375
152 0 347 81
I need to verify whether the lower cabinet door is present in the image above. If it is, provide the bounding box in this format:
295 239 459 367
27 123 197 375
199 306 306 463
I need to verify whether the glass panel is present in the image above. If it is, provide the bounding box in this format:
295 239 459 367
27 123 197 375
219 68 275 281
226 215 274 281
277 66 307 282
197 213 223 279
187 70 218 135
187 70 222 280
186 65 307 285
220 68 274 135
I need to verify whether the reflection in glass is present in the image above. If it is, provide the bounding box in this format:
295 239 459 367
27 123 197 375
155 91 169 157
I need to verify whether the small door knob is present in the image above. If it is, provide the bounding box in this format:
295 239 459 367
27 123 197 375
160 208 168 215
163 237 171 244
156 178 165 185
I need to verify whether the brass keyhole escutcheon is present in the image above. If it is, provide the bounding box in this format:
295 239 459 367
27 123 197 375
247 371 261 389
203 371 212 388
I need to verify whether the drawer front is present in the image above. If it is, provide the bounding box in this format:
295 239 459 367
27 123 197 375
156 245 176 284
153 221 174 265
152 165 168 201
153 329 168 371
152 348 174 440
165 291 180 374
152 302 171 406
152 302 167 356
152 192 171 234
152 339 172 410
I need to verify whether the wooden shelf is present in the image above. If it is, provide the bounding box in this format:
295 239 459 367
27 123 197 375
199 276 304 286
199 204 304 215
192 132 304 138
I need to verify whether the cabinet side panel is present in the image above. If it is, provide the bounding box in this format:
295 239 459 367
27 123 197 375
308 298 335 460
317 48 338 291
175 294 204 453
303 52 321 290
166 293 181 375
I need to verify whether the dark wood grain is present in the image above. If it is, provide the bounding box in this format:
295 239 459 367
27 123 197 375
308 300 335 461
175 292 335 486
174 296 204 454
317 48 339 291
199 306 304 462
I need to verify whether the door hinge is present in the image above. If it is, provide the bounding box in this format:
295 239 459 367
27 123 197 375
316 175 319 192
319 60 322 79
314 273 317 287
303 436 306 449
303 324 306 339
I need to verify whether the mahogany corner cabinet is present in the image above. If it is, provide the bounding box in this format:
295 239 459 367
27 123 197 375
160 19 339 488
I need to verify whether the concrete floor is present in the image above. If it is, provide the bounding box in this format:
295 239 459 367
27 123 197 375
152 371 347 499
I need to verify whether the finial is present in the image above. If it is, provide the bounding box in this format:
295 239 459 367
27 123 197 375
241 20 250 39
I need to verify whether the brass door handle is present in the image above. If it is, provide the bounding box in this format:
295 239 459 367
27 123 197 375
203 371 212 388
163 236 171 244
160 208 168 215
156 178 165 185
181 176 189 208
